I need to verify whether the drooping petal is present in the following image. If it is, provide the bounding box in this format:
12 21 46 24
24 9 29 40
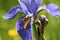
16 18 32 40
20 2 29 15
48 11 60 18
46 3 59 11
3 6 22 20
46 3 60 18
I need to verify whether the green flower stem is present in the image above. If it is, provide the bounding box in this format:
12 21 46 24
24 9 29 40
33 21 39 40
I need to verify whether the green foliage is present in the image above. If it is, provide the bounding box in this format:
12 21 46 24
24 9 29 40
0 0 60 40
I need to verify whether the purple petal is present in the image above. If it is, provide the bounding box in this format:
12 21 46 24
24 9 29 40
22 0 31 5
20 2 29 15
22 0 42 6
48 11 60 18
28 1 39 14
46 3 59 11
35 0 42 5
16 18 32 40
21 0 42 14
46 3 60 18
28 0 42 14
3 6 22 20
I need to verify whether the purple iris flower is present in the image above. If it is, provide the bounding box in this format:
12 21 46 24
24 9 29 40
3 0 60 40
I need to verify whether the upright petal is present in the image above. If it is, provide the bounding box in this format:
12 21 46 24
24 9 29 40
28 1 39 13
35 0 43 5
28 0 42 14
22 0 31 5
21 0 42 6
20 2 29 15
16 18 32 40
21 0 42 14
3 6 22 20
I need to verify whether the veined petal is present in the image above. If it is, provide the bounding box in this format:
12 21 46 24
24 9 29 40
20 2 29 15
22 0 31 5
22 0 42 7
35 0 43 5
28 0 42 14
16 18 32 40
3 6 22 20
48 11 60 18
46 3 60 18
46 3 59 11
21 0 42 14
29 0 42 13
28 2 39 14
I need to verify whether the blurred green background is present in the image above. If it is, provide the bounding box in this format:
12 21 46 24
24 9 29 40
0 0 60 40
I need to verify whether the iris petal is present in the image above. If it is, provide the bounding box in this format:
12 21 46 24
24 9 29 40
22 0 31 5
16 18 32 40
28 0 42 14
20 2 29 15
3 6 22 20
48 11 60 18
46 3 60 18
46 3 59 11
22 0 42 14
28 1 39 14
35 0 42 5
